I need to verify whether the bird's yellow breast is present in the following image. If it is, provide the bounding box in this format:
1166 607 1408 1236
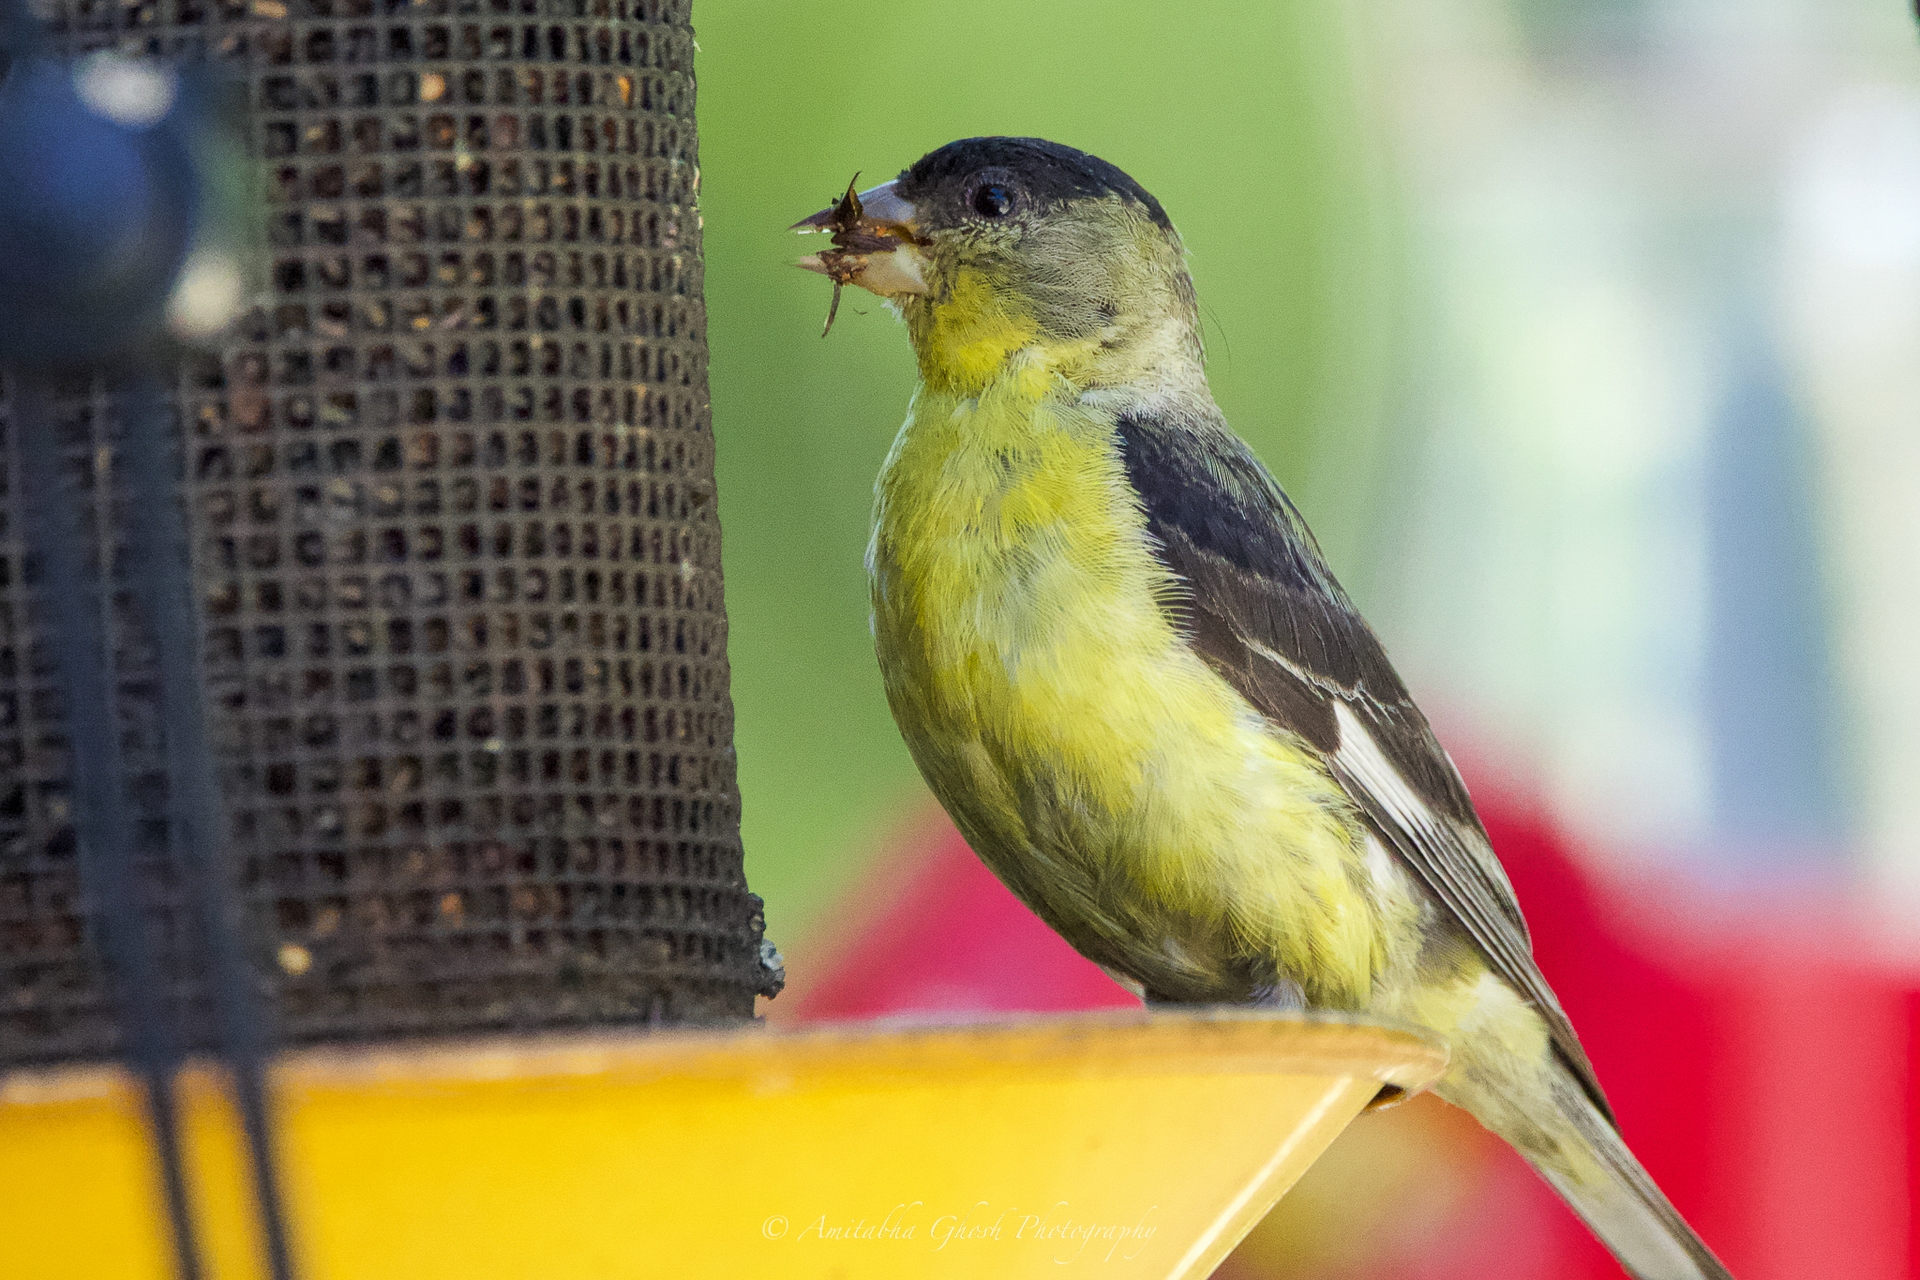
868 360 1385 1006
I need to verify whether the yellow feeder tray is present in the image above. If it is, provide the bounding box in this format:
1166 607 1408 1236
1 1008 1446 1280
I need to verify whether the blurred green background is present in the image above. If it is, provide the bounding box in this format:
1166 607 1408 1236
691 0 1400 944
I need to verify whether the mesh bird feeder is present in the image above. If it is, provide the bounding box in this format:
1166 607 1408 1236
0 0 776 1071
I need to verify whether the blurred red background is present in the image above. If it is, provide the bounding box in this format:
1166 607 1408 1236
773 763 1919 1280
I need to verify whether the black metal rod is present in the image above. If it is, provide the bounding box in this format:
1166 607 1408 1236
11 373 204 1280
119 372 298 1280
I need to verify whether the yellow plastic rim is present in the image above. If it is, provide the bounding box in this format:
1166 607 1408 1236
1 1008 1447 1280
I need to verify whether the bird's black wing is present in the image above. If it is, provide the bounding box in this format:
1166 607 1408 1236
1114 410 1613 1124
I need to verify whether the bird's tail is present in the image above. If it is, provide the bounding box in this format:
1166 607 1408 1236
1443 1058 1734 1280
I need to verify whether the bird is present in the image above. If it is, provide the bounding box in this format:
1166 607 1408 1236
793 136 1733 1280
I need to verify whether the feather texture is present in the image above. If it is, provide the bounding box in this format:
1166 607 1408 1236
1114 407 1613 1123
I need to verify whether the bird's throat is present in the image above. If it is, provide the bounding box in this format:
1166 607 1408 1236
905 266 1048 397
905 263 1208 403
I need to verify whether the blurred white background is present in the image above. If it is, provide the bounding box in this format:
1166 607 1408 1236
1360 0 1920 904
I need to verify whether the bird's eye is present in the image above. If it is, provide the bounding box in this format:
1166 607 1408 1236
972 184 1014 218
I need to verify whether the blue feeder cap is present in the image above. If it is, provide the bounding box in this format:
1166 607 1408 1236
0 53 212 366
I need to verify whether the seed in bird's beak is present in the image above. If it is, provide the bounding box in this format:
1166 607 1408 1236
795 247 927 295
792 176 929 333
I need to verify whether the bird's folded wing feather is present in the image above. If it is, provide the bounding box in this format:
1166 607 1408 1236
1114 410 1613 1124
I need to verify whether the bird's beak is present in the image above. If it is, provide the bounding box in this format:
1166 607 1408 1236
792 178 929 297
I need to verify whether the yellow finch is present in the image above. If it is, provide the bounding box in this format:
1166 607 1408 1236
794 136 1731 1280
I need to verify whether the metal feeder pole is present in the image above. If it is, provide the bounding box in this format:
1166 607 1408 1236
11 375 209 1279
119 370 299 1280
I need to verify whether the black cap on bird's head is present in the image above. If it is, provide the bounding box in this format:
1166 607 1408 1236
892 136 1170 234
792 136 1176 306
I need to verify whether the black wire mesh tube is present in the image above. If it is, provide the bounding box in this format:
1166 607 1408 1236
10 374 206 1280
1 0 774 1066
